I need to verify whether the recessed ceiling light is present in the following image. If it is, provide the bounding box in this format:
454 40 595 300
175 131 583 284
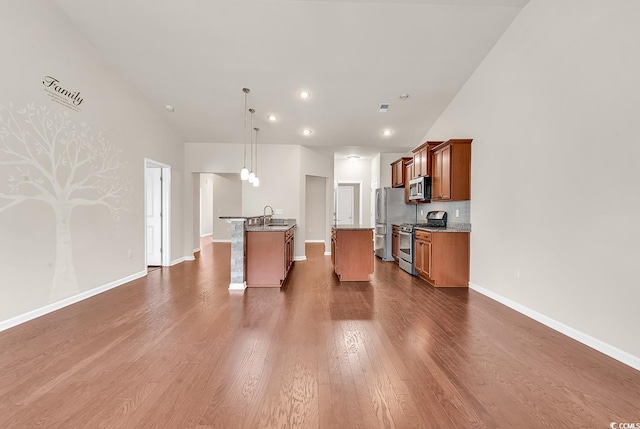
164 104 175 112
267 114 278 121
298 90 311 99
302 128 312 136
399 93 410 101
347 155 360 162
382 129 393 136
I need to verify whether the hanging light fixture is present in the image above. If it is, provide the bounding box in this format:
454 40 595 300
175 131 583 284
248 108 256 183
240 88 250 180
253 127 260 187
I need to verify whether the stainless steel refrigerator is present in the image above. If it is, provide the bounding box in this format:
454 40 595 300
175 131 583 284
374 187 416 261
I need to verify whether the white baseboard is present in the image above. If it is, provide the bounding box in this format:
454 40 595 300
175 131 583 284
324 251 332 256
305 240 325 243
170 256 194 266
294 256 307 261
0 270 147 333
228 282 246 291
200 233 213 238
212 239 231 243
469 282 640 371
193 247 201 253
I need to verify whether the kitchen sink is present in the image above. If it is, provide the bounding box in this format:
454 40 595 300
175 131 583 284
265 219 288 226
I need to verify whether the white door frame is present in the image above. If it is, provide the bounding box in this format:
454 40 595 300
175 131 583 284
144 158 171 268
337 180 363 225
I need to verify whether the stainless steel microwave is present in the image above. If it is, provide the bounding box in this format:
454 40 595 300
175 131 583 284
408 176 431 201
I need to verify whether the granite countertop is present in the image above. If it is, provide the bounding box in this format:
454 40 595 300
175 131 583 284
245 219 297 232
332 224 374 231
414 222 471 233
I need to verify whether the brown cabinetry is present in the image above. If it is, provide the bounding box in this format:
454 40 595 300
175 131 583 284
414 229 469 287
246 227 295 287
414 230 431 279
412 143 428 179
431 139 472 202
331 227 374 281
285 227 294 275
411 141 443 180
391 225 400 262
391 157 413 188
404 160 414 204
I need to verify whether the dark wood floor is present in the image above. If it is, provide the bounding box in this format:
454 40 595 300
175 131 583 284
1 241 639 428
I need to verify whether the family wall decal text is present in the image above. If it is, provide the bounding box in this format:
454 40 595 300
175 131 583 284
42 76 84 110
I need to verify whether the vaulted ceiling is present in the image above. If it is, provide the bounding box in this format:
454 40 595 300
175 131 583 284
54 0 530 159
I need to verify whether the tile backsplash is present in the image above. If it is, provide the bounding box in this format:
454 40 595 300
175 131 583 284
416 200 470 224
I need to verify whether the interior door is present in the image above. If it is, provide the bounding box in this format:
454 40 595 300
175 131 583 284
336 185 354 225
146 167 162 266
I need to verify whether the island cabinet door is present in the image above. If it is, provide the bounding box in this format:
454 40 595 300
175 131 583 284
414 238 424 274
284 229 295 275
333 229 373 281
246 231 286 287
331 229 337 271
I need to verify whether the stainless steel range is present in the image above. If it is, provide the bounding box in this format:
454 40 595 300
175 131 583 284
398 211 448 275
398 223 416 275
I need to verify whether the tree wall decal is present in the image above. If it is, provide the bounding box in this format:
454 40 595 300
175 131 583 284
0 103 130 302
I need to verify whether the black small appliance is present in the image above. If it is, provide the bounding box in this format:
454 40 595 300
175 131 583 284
425 211 447 228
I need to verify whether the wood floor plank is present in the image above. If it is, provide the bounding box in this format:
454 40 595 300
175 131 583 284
0 240 638 428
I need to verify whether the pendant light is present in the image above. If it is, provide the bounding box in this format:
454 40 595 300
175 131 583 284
240 88 250 180
253 127 260 187
248 108 256 183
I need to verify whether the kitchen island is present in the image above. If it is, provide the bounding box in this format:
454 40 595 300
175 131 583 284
245 219 296 287
331 225 374 281
220 215 296 290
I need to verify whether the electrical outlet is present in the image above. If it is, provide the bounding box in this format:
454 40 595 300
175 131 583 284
127 250 132 259
420 209 424 216
514 267 520 279
455 209 460 218
275 208 283 215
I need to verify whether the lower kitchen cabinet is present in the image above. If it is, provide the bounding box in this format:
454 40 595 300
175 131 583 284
414 229 469 287
246 227 295 287
331 227 374 281
391 225 400 262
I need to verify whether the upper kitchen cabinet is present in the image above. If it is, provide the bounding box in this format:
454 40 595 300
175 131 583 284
411 143 428 179
404 159 416 204
411 141 443 179
390 157 413 188
431 139 472 201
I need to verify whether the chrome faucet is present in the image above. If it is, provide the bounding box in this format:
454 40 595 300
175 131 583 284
263 205 274 225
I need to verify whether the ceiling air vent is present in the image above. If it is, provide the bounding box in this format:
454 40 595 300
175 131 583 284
378 103 390 113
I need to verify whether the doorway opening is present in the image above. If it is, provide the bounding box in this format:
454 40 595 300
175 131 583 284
144 159 171 269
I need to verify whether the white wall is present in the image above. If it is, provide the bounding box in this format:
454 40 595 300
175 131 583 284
371 154 381 189
184 143 333 258
211 173 242 241
0 1 184 325
199 174 214 237
335 158 372 227
242 145 300 220
424 0 640 363
305 176 327 241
